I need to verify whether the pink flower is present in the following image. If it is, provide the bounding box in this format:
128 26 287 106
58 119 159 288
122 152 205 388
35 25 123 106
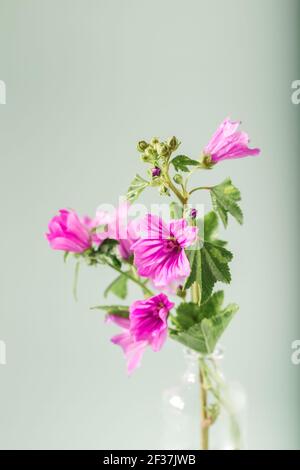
130 293 174 351
203 117 260 163
104 202 139 260
131 215 198 289
108 293 174 374
46 209 93 253
107 315 148 375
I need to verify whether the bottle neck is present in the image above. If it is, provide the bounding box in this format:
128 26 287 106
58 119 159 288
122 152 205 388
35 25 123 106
183 345 224 361
182 345 224 382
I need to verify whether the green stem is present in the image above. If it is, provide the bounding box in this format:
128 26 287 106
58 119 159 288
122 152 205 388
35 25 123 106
190 270 208 449
199 362 209 450
164 164 188 205
73 261 80 301
105 261 154 297
183 165 201 192
189 186 211 196
167 177 187 204
165 157 213 449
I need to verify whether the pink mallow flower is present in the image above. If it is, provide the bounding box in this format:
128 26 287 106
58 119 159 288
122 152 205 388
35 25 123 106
131 214 198 289
46 209 109 253
108 293 174 374
46 209 94 253
203 117 260 163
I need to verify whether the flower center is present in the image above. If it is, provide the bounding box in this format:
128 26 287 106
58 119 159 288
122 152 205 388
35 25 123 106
165 236 181 252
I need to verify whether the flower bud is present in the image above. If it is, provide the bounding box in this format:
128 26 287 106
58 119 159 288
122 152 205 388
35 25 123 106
190 208 197 219
157 143 169 157
173 174 183 185
141 153 154 163
151 166 161 178
145 146 156 157
176 284 186 299
150 137 159 146
167 136 180 151
137 140 149 152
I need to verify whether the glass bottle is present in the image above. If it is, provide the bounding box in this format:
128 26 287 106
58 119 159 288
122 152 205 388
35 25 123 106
161 347 247 450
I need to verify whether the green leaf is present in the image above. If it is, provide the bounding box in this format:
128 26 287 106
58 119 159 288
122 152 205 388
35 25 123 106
201 241 233 301
171 302 202 330
172 291 224 331
171 155 200 172
201 303 239 353
184 212 231 299
210 178 243 228
184 247 201 290
199 211 226 247
104 274 128 300
200 255 216 301
90 305 129 318
169 293 238 354
204 211 219 242
169 325 208 353
200 213 224 300
200 290 224 319
170 201 183 219
127 174 149 202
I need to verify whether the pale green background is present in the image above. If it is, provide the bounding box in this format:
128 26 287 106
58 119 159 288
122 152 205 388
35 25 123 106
0 0 299 449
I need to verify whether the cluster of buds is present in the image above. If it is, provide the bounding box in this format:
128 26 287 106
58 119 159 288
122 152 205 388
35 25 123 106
137 137 180 195
137 136 180 168
137 136 181 196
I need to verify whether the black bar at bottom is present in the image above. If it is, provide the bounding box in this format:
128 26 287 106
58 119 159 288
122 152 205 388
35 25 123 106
0 449 299 467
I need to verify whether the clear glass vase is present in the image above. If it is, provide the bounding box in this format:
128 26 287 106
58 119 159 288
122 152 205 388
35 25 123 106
161 347 247 450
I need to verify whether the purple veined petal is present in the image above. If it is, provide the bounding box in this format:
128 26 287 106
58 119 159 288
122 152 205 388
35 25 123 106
129 293 173 347
204 117 240 155
150 326 168 352
110 330 148 375
151 247 190 289
210 130 249 159
106 314 131 330
214 146 260 161
125 340 148 375
132 214 198 288
46 208 94 253
46 235 87 253
66 211 90 244
173 224 198 248
46 206 117 254
107 294 174 374
204 117 261 163
137 214 170 241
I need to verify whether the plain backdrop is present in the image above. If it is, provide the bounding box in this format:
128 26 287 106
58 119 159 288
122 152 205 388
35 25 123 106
0 0 299 449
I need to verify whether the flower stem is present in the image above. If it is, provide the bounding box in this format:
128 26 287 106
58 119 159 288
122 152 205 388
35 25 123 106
199 361 209 450
167 177 187 204
105 261 154 297
164 164 188 205
191 275 208 449
189 186 212 196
